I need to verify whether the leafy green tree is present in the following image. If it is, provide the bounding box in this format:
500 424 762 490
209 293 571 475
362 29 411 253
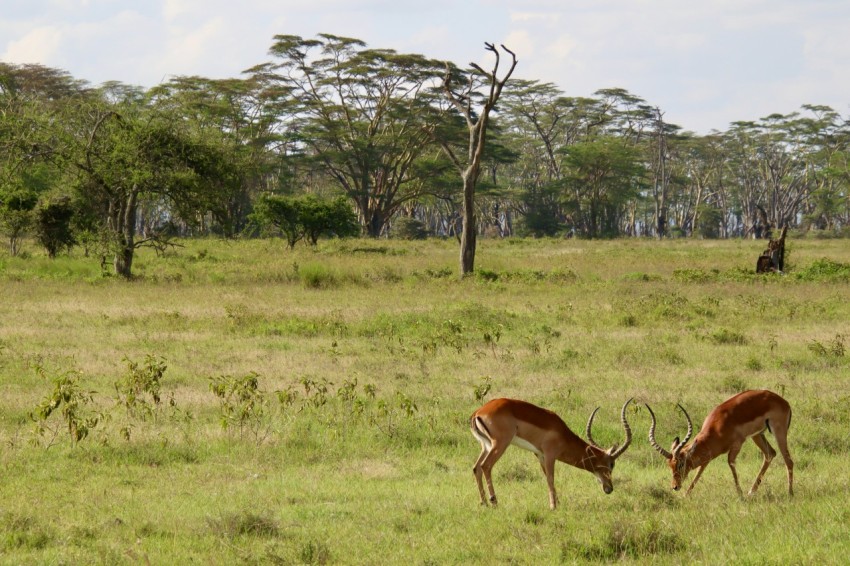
252 193 359 248
391 215 429 239
251 194 304 248
149 75 291 235
45 90 235 277
34 194 75 257
0 187 36 255
516 185 563 237
299 195 360 245
251 34 447 237
561 137 644 238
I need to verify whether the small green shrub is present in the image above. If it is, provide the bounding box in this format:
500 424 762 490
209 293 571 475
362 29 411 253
115 355 167 420
476 269 499 282
209 372 271 441
472 376 492 402
392 216 429 239
808 334 845 358
30 364 101 447
794 258 850 281
299 539 332 565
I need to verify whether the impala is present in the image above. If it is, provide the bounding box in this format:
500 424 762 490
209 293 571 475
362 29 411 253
470 398 633 509
646 389 793 497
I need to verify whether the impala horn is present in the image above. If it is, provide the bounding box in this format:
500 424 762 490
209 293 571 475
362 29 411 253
671 403 693 459
645 403 673 459
586 398 633 459
646 402 694 459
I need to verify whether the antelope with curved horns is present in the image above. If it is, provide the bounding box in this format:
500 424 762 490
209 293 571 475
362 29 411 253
646 389 793 497
470 398 633 509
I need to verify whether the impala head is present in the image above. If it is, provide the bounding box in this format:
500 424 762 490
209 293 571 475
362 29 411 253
645 402 694 491
585 398 634 494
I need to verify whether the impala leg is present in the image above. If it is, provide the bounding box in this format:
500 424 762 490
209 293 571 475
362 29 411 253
479 442 507 506
748 433 776 496
772 422 794 496
684 464 708 496
473 443 490 506
542 454 558 510
726 442 744 497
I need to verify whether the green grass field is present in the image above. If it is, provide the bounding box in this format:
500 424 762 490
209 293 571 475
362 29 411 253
1 236 849 564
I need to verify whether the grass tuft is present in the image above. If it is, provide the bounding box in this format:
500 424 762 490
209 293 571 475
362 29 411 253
207 511 279 539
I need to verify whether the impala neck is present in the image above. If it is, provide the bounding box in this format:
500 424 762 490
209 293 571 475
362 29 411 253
681 437 713 470
559 437 607 470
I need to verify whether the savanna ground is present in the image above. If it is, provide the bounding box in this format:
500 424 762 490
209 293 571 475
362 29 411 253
1 235 849 564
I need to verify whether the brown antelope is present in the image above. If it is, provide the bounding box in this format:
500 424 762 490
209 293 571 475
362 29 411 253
646 389 793 497
470 398 633 509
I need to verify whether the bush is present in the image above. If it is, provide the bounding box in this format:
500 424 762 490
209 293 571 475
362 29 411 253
34 196 75 258
794 258 850 282
250 194 360 248
391 216 429 240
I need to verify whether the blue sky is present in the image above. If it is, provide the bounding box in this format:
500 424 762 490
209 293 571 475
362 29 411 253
3 0 850 134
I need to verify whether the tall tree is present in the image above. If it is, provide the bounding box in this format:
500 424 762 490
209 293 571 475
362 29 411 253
36 87 234 277
250 34 446 237
149 74 293 235
441 42 517 275
560 136 644 238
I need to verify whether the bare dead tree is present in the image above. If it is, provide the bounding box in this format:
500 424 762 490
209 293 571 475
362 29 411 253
441 42 517 276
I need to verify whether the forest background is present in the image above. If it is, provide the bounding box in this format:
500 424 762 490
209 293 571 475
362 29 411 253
2 33 849 280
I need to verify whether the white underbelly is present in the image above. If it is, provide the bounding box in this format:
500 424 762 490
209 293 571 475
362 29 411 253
511 436 543 457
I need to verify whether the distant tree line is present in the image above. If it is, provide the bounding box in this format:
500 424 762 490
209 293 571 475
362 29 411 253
2 34 849 277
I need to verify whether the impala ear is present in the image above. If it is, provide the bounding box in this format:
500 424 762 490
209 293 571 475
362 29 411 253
671 436 680 452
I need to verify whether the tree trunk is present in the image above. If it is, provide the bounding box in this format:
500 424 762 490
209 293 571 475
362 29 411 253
460 171 477 275
366 211 386 238
114 240 134 278
112 189 138 279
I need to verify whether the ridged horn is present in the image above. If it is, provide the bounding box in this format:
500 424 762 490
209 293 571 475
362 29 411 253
645 403 673 459
585 406 602 449
671 403 693 458
610 398 633 459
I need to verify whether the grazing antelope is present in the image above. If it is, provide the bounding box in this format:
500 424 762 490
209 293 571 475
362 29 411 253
470 398 633 509
646 389 793 497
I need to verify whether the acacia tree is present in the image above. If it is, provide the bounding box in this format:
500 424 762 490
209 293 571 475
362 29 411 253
41 89 234 277
149 74 294 235
250 34 447 237
441 42 517 275
0 64 84 255
560 137 644 238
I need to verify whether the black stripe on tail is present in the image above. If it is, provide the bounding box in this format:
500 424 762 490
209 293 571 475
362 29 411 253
473 416 492 439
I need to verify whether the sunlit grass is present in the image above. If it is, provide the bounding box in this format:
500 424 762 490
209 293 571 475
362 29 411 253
1 236 849 562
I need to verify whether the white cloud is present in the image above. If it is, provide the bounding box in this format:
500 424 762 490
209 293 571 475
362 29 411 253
503 29 535 59
164 17 228 76
2 0 849 132
509 12 559 23
2 26 64 65
545 34 577 60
